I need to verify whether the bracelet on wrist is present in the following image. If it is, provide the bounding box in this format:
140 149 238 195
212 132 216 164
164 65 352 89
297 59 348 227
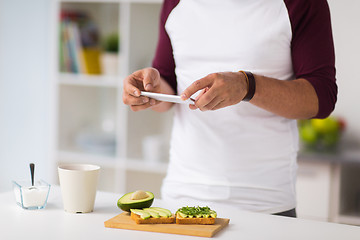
239 71 256 101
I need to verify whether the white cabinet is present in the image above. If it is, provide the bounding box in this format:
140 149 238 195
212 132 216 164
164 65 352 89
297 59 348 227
297 153 360 226
53 0 171 194
296 160 335 221
336 163 360 225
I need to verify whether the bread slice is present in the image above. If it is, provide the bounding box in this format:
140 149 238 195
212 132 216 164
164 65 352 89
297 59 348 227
130 212 175 224
175 212 216 225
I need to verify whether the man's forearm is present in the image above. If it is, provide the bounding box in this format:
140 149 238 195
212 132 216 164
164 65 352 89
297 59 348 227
250 75 319 119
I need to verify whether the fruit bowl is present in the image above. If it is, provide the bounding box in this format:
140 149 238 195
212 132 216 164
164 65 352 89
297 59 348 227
298 116 346 152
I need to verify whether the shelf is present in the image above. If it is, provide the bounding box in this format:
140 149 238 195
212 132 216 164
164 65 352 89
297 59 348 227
57 151 168 174
54 0 164 195
58 73 121 88
125 159 168 174
57 150 121 168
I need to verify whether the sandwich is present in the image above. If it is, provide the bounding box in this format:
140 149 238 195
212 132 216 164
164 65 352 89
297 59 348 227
176 206 217 225
130 207 175 224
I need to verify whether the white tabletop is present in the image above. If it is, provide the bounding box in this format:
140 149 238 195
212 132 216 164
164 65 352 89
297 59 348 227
1 186 360 240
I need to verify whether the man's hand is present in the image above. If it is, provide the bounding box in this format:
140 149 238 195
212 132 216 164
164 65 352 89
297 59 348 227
181 72 248 111
123 67 161 111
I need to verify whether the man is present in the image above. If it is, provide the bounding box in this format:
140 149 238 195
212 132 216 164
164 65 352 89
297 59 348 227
123 0 337 217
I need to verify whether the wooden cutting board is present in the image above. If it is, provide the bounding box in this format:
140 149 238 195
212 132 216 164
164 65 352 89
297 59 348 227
104 212 230 238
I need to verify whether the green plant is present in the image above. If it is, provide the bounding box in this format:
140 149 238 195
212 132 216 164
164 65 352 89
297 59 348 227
103 33 119 53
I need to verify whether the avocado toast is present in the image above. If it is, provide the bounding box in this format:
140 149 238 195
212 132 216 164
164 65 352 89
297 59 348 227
130 207 175 224
176 206 217 225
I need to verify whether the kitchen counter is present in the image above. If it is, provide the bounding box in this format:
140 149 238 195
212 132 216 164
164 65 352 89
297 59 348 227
1 186 360 240
298 148 360 164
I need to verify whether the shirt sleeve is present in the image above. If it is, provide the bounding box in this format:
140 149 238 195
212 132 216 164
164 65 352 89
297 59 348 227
151 0 180 94
285 0 337 119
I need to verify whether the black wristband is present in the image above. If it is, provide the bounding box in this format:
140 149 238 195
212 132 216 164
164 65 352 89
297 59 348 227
241 71 256 101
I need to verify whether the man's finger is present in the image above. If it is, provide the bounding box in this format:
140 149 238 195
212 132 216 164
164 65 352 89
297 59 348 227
181 76 213 100
202 97 222 111
130 103 151 112
142 69 160 92
194 86 217 107
123 94 149 106
196 91 219 111
130 99 159 112
212 99 227 111
189 104 198 110
124 83 141 97
195 87 209 101
123 74 142 97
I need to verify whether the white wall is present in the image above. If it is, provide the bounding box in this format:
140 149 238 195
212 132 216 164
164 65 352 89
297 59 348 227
0 0 55 191
328 0 360 146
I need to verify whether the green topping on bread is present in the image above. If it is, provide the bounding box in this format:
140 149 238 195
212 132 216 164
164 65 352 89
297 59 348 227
176 206 217 218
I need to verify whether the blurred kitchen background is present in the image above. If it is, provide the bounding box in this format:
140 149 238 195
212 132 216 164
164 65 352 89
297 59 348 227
0 0 359 226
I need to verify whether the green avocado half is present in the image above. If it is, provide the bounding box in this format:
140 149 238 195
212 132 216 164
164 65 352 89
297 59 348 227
117 191 154 212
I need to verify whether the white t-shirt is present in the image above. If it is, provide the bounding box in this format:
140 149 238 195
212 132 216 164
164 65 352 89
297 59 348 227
152 0 336 214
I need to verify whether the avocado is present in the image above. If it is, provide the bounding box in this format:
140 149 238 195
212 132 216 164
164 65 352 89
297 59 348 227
117 191 154 212
130 209 151 219
177 211 188 218
142 208 160 218
149 207 172 217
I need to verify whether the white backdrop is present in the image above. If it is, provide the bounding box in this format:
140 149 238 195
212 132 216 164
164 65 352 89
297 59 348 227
328 0 360 146
0 0 55 191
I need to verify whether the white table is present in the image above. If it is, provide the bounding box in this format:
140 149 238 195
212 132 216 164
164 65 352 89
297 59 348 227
1 186 360 240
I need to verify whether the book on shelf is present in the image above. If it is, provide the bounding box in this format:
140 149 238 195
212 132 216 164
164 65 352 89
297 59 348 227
59 10 102 75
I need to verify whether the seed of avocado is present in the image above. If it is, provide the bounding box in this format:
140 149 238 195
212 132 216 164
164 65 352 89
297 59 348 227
130 190 149 200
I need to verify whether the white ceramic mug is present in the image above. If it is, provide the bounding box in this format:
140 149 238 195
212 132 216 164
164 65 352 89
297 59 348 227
58 164 100 213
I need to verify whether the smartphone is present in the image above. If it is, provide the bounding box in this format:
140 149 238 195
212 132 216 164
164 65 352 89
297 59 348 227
140 91 195 105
